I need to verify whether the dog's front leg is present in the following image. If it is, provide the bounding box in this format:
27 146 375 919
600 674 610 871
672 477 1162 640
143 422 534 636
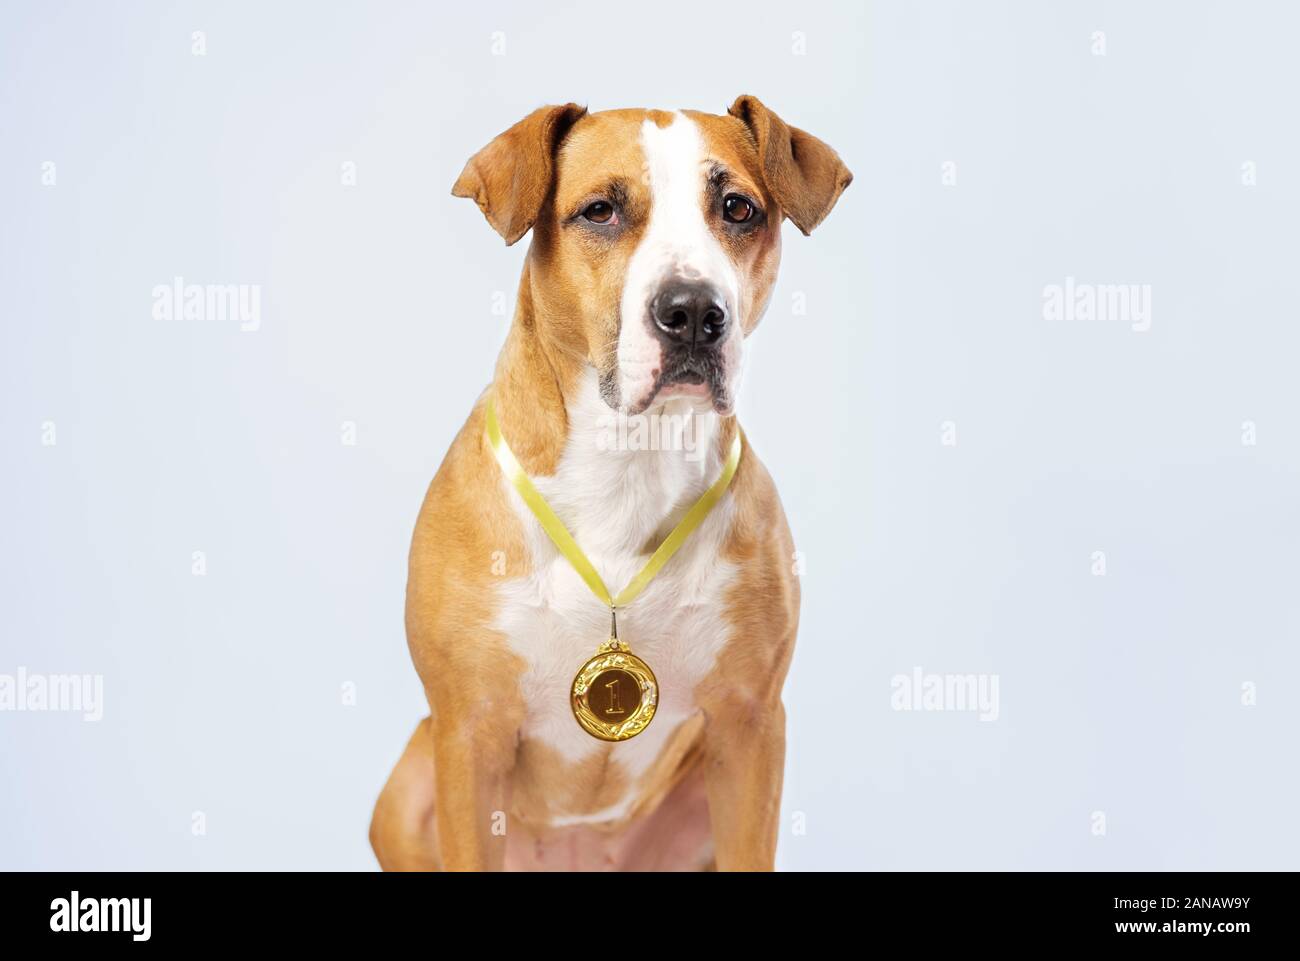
427 697 518 872
699 694 787 871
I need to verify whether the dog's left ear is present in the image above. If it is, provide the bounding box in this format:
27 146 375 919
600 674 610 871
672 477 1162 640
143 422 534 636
451 102 588 245
728 95 852 236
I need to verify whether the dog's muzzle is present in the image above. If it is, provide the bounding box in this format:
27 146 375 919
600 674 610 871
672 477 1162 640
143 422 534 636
647 280 734 400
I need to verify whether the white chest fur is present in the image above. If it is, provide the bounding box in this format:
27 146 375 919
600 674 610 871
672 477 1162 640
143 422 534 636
491 371 737 808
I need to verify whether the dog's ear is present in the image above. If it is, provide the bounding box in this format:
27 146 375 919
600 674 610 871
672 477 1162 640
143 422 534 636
451 103 588 246
728 95 852 236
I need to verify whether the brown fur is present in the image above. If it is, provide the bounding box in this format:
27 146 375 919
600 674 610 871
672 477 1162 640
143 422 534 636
371 97 849 871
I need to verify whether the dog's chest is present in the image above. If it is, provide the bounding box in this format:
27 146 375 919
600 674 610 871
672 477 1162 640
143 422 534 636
495 545 735 770
491 423 738 799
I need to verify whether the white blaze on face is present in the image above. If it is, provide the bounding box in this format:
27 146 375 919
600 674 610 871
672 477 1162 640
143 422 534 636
617 112 743 413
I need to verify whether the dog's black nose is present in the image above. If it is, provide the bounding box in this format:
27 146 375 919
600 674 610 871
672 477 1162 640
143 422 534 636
650 282 728 348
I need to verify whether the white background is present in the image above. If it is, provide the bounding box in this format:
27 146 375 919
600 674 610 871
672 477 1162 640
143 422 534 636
2 0 1297 869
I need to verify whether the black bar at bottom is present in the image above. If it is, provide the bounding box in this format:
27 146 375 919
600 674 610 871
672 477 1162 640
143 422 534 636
0 870 1286 947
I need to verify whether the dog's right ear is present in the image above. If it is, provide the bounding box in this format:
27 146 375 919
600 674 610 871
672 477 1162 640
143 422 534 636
451 103 588 246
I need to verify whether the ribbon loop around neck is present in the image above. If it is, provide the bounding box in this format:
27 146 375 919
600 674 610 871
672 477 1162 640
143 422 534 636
485 395 743 611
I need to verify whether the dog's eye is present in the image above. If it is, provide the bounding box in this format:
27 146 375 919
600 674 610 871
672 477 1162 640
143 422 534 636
582 201 617 225
722 195 755 224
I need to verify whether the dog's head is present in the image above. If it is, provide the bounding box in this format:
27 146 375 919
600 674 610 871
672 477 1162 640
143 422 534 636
452 97 851 415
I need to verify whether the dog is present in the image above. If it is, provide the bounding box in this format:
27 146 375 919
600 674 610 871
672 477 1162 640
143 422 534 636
369 96 850 871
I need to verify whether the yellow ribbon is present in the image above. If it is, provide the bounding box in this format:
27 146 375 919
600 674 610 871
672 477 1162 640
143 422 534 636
485 395 742 610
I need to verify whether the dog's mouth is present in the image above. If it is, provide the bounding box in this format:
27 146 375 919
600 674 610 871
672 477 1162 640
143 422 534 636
644 350 731 413
600 346 735 417
670 366 706 386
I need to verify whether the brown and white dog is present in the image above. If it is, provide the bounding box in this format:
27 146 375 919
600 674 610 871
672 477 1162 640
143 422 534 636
369 96 850 871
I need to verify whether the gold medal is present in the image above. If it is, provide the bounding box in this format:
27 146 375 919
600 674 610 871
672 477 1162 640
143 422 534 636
486 397 740 742
571 612 658 741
